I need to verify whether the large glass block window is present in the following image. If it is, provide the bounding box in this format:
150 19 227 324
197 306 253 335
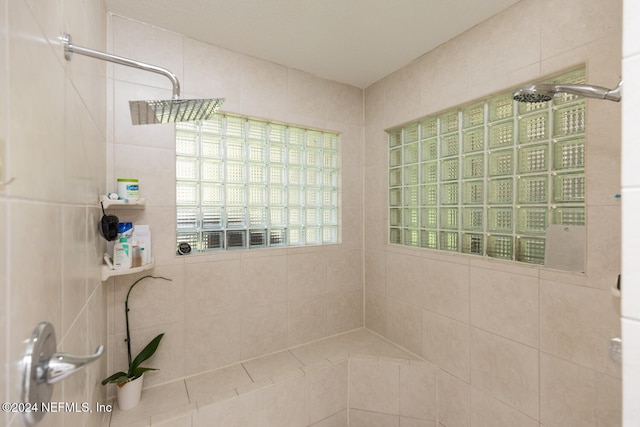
176 114 339 251
388 68 586 265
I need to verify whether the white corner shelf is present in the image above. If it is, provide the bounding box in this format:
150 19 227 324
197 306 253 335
100 195 146 209
101 258 155 281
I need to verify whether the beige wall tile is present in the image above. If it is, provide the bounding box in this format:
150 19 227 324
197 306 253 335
540 0 622 60
112 144 176 207
257 373 310 427
192 391 260 427
540 353 621 427
540 280 621 378
364 165 387 209
111 15 184 90
469 267 539 347
400 418 436 427
7 202 63 404
287 68 334 125
110 380 189 425
113 268 184 334
584 205 622 290
349 356 400 415
311 409 348 427
466 0 541 93
8 1 65 202
240 253 288 307
341 166 364 210
183 37 242 105
239 55 289 119
585 97 622 206
383 62 422 126
288 250 328 299
326 289 363 335
387 298 423 355
469 328 539 419
399 362 438 421
365 250 386 295
470 388 538 427
184 259 243 319
386 252 424 306
349 409 400 427
62 205 89 332
242 350 302 382
365 291 387 336
186 364 251 405
183 311 243 375
288 295 328 346
309 361 348 424
437 370 470 427
341 207 364 248
240 302 288 360
364 207 388 249
421 310 469 381
421 258 470 323
327 248 362 294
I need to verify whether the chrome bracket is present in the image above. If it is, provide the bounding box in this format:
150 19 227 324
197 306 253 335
21 322 103 426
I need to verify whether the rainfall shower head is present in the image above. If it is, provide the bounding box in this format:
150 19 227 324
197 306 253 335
513 80 622 103
61 33 224 125
129 98 224 125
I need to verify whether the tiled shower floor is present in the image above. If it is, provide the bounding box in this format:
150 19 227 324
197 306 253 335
103 328 420 426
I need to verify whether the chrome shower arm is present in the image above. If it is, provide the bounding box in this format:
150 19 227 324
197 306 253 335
554 81 622 102
61 33 181 100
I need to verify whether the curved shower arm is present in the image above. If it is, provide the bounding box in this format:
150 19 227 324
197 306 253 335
60 33 181 100
554 81 622 102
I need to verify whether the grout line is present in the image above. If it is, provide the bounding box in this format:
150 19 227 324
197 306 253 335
240 361 255 383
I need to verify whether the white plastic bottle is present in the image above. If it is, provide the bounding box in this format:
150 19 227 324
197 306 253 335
113 238 131 270
137 240 148 265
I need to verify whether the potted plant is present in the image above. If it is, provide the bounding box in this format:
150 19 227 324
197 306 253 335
102 275 171 410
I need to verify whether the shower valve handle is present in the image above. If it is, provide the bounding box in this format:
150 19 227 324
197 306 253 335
21 322 105 426
46 345 104 384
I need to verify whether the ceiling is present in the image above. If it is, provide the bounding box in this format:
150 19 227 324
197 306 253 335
105 0 521 88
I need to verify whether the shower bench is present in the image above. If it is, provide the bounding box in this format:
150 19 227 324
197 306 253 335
102 328 438 427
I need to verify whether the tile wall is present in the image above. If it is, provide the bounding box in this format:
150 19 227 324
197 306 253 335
1 0 628 426
1 0 108 426
105 15 365 390
622 0 640 425
364 0 623 426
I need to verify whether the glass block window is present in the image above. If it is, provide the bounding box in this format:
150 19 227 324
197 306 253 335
387 68 586 265
176 113 339 251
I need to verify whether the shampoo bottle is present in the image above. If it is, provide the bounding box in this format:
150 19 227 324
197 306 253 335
113 237 131 270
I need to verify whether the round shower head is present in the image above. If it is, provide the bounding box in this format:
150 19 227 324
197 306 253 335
512 83 556 103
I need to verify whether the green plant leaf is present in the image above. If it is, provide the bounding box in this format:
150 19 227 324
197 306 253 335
128 333 164 376
130 367 159 379
101 371 128 386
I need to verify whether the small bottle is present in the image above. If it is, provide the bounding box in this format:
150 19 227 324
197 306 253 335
131 243 142 268
137 240 148 265
113 238 131 270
